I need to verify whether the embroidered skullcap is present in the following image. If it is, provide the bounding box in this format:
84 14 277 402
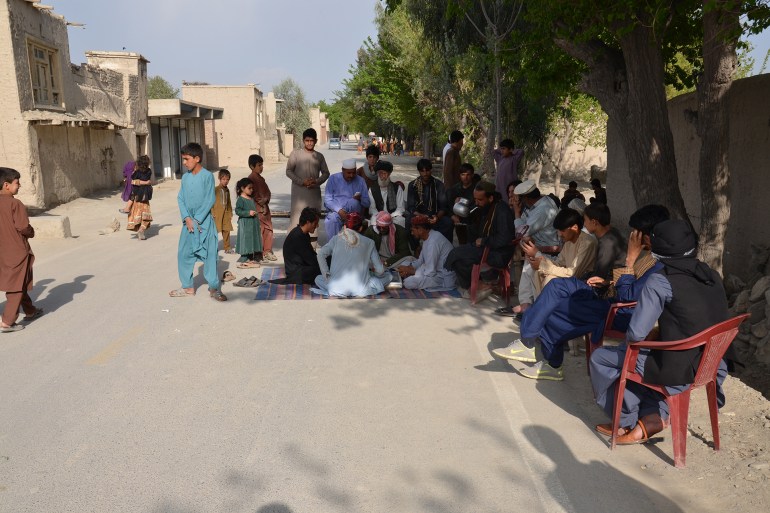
410 214 431 227
514 179 536 195
342 158 357 170
345 212 363 229
374 160 393 173
375 211 393 226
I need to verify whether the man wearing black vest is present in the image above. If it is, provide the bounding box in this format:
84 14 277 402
367 160 405 228
590 219 733 444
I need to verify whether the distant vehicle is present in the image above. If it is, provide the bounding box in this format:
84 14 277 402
329 138 341 150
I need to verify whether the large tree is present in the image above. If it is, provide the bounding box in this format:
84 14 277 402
273 78 311 149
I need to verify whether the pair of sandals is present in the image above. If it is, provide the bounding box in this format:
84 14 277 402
595 414 667 445
233 276 264 288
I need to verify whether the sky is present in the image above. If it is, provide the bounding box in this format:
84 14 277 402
54 0 381 103
51 1 770 103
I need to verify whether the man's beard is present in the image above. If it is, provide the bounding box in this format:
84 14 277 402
378 178 390 188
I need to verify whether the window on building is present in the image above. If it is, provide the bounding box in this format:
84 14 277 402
27 39 62 108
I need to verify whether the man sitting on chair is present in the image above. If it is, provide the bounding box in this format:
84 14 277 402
590 219 733 444
492 204 668 381
443 181 515 296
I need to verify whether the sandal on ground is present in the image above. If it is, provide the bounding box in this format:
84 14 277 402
224 249 237 254
1 323 25 333
494 306 516 317
222 271 236 282
169 288 195 297
209 289 228 302
23 309 44 322
247 276 265 287
233 277 255 287
237 261 260 269
616 414 666 445
595 423 632 437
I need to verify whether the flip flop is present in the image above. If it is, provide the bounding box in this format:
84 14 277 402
595 423 632 437
233 277 255 287
23 308 44 322
222 271 236 282
247 276 265 287
169 288 195 297
1 323 25 333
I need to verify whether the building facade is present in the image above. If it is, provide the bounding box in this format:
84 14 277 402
0 0 149 208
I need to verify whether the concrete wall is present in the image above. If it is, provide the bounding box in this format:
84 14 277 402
182 85 265 168
607 73 770 279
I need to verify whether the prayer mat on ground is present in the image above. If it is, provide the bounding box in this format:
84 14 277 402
254 267 462 300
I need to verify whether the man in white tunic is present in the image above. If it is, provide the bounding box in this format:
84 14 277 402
397 215 456 292
312 213 391 297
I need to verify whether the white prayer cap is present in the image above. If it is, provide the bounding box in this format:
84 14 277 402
342 158 357 170
514 179 536 195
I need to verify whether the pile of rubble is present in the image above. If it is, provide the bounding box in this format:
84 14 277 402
726 244 770 372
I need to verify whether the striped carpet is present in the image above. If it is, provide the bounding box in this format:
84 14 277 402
254 267 462 300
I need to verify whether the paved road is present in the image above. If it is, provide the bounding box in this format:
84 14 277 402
1 141 715 512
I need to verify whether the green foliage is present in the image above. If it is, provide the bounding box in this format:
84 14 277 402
147 76 179 99
273 78 311 148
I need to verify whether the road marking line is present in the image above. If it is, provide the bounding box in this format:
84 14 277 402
471 324 575 513
86 327 143 365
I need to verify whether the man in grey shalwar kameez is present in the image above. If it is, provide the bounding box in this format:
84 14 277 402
312 213 391 297
397 215 456 291
286 128 330 231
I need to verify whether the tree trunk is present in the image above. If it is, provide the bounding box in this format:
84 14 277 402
695 2 739 275
555 19 688 220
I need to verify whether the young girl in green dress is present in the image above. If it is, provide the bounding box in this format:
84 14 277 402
234 178 263 268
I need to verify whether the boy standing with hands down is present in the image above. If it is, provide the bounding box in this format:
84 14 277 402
0 167 43 332
170 143 227 301
211 169 234 254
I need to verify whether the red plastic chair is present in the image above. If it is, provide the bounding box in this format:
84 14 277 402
609 314 750 468
583 301 638 375
469 246 513 305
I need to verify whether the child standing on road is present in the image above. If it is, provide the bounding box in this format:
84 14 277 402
234 178 263 269
211 169 234 253
0 167 43 332
247 154 276 261
169 143 227 301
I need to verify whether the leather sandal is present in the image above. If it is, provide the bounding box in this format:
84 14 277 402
209 289 228 302
616 414 665 445
595 423 632 437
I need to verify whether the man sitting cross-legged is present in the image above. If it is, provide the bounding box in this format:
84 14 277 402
269 207 322 285
312 212 391 297
396 215 457 292
492 204 669 381
363 211 412 268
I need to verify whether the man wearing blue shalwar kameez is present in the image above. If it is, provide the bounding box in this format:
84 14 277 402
323 159 370 240
169 143 227 301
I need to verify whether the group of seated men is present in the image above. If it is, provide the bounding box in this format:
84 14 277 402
275 150 737 447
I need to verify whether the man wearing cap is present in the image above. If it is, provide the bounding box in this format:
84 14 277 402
357 145 380 189
367 160 406 228
312 212 391 297
405 159 453 245
443 130 464 189
444 181 515 293
323 159 370 239
509 179 560 316
363 211 412 267
590 219 733 444
286 128 330 231
397 215 457 292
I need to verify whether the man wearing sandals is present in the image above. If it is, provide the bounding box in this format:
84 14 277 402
169 143 227 302
590 220 732 444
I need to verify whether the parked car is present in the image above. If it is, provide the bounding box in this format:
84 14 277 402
329 138 341 149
